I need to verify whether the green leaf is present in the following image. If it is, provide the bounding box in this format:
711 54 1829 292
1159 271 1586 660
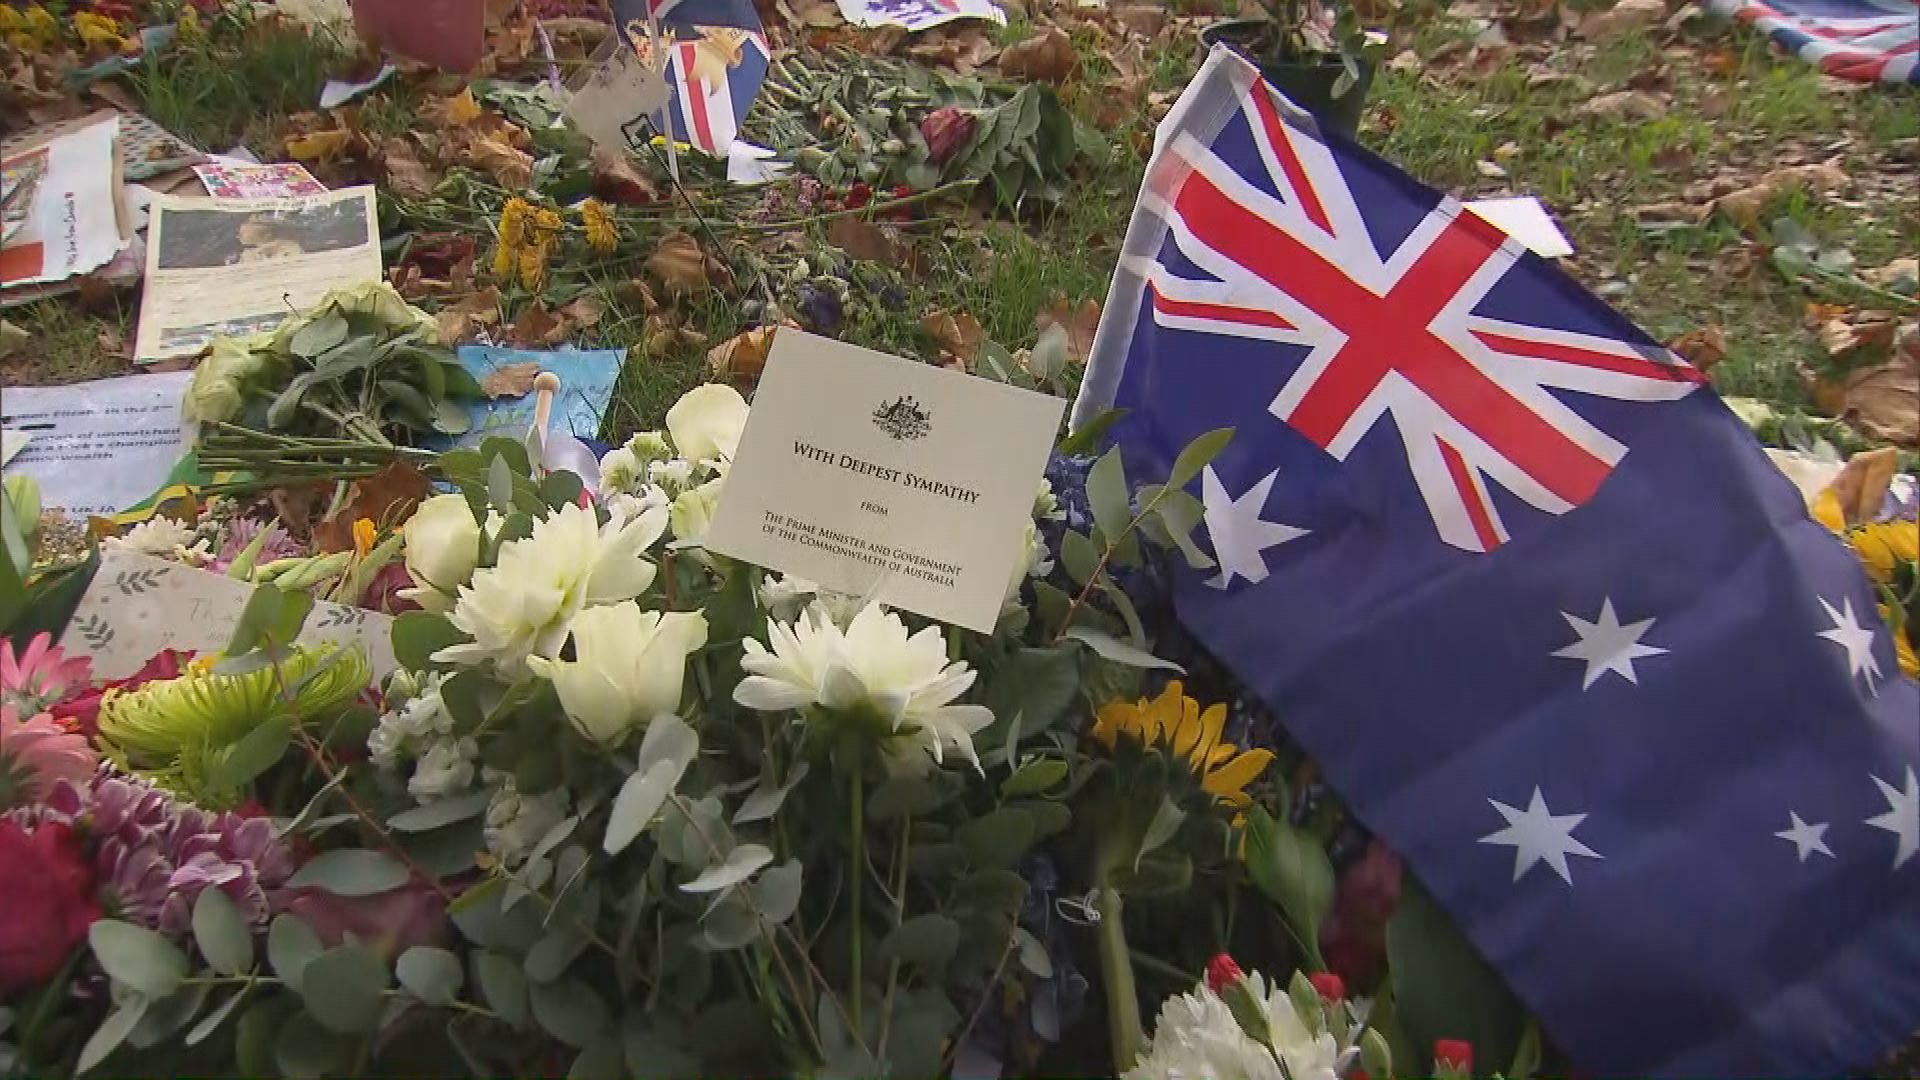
1145 484 1215 570
89 921 188 997
1243 804 1333 970
389 789 494 832
265 371 321 430
525 926 591 983
299 943 390 1034
234 999 289 1075
397 946 465 1006
1062 626 1183 672
732 761 811 824
1112 848 1192 895
952 869 1028 916
1024 799 1072 839
1086 447 1133 546
1059 529 1100 587
487 452 515 509
625 1027 702 1079
866 773 949 821
882 914 960 975
1135 795 1186 870
268 914 323 988
276 1010 352 1078
541 469 585 511
391 611 464 670
1386 878 1525 1076
475 951 530 1029
570 1036 627 1080
184 982 251 1045
699 895 763 951
207 715 293 796
1013 926 1053 978
959 806 1035 867
225 585 285 657
682 843 774 894
289 313 350 358
529 977 613 1048
606 715 701 853
1168 426 1235 489
286 849 409 896
77 999 146 1074
433 399 474 435
749 859 803 924
129 981 209 1048
191 889 255 976
980 646 1079 755
1055 407 1128 456
1028 323 1070 382
1001 758 1068 797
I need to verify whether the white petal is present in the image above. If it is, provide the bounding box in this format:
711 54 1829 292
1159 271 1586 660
733 675 815 712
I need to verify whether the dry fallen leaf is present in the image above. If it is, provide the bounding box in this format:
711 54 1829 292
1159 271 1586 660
436 286 503 344
481 361 543 398
1475 159 1509 179
559 293 605 328
286 130 352 163
1817 350 1919 447
379 136 440 199
592 148 660 204
1388 49 1424 73
998 26 1077 83
1817 312 1899 358
1860 258 1918 290
922 310 986 367
508 304 572 347
1581 90 1666 121
643 314 708 354
646 232 714 298
1580 0 1664 40
1828 446 1902 526
1712 162 1851 226
311 462 432 553
1666 326 1726 373
463 135 533 189
438 88 485 128
1036 296 1100 366
1113 4 1165 36
707 325 780 383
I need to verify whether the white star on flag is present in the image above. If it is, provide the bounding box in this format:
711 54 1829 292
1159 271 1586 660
1774 811 1834 863
1551 598 1668 689
1817 595 1882 693
1866 767 1919 869
1201 466 1307 590
1479 786 1603 885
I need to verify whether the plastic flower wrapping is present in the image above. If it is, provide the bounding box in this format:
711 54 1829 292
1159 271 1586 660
0 377 1686 1080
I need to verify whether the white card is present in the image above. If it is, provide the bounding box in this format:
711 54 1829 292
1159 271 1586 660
705 331 1065 634
64 549 399 680
1464 196 1575 259
564 45 670 156
0 371 191 516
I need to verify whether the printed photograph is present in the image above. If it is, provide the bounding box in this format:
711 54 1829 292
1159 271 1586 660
155 196 370 270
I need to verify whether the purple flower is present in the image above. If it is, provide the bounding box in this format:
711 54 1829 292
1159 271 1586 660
208 518 303 575
10 766 295 938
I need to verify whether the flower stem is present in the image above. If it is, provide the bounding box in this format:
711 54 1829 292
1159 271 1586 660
1095 865 1145 1073
849 765 865 1039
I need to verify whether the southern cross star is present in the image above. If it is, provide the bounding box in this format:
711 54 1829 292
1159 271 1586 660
1479 787 1603 885
1774 811 1834 863
1200 465 1307 590
1817 595 1882 693
1552 597 1667 690
1867 767 1919 870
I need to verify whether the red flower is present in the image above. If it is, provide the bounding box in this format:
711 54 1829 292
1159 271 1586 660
50 648 192 738
1204 952 1244 993
1434 1038 1474 1072
846 183 873 210
0 820 100 992
919 106 976 165
1309 972 1345 1002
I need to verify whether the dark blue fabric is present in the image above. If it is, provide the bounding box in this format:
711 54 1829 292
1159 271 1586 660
1099 69 1920 1076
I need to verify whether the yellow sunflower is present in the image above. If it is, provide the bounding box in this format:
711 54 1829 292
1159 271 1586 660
1847 521 1920 585
1092 681 1274 807
1881 603 1919 679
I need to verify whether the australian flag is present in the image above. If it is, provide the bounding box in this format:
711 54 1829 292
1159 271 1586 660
1074 45 1920 1075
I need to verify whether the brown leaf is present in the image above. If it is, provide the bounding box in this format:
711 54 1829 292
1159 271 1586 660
1860 258 1918 289
643 314 708 354
436 286 503 344
311 463 432 554
1579 0 1664 40
559 293 605 328
1827 350 1919 447
379 136 440 199
1828 447 1901 526
922 311 985 366
433 88 485 129
1712 162 1850 226
707 325 780 383
1666 326 1726 373
646 232 714 298
826 217 915 269
1113 4 1165 37
998 26 1077 83
592 148 660 205
481 361 543 398
1387 49 1424 73
1581 90 1666 121
463 135 533 188
1036 296 1100 366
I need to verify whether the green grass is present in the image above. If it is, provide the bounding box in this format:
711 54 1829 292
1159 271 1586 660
0 299 135 386
133 14 349 153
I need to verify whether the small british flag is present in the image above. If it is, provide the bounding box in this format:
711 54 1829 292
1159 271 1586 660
1707 0 1918 83
1077 45 1920 1075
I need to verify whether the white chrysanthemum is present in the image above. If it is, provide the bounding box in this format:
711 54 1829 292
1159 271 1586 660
408 736 477 802
1004 520 1054 605
599 446 643 496
367 673 452 770
607 486 670 524
108 517 212 563
434 501 667 677
733 605 992 773
1128 977 1343 1080
1034 478 1063 521
757 573 818 623
647 457 696 497
484 780 571 869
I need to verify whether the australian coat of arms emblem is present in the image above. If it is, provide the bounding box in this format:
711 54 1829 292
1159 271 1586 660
872 396 932 441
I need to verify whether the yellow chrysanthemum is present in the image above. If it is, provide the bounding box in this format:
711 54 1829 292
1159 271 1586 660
1847 521 1919 585
580 198 618 255
72 11 128 51
2 5 59 47
1091 681 1274 807
518 240 549 291
493 197 532 278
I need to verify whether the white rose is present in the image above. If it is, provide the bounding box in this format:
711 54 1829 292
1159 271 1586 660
665 383 749 467
527 601 709 745
669 477 725 544
401 494 487 611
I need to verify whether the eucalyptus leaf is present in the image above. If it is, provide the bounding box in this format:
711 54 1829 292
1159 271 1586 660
1056 407 1128 456
1168 427 1235 489
129 982 208 1048
276 1010 352 1078
529 977 613 1048
883 913 960 974
605 762 681 855
389 789 494 832
433 400 474 435
866 773 949 821
1059 529 1100 587
391 611 465 670
732 762 811 824
268 914 323 988
1086 447 1133 544
1013 926 1053 978
959 806 1035 867
89 921 188 997
698 896 763 951
524 926 591 983
288 313 350 358
76 999 146 1074
475 951 531 1029
299 943 389 1034
1062 626 1184 672
191 888 256 976
286 849 409 896
184 982 251 1046
569 1036 627 1080
748 859 803 924
397 946 465 1006
681 843 774 894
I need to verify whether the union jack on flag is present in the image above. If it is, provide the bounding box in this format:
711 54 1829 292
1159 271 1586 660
1077 46 1920 1076
1706 0 1918 83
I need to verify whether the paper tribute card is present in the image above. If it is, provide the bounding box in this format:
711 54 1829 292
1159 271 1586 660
704 330 1065 634
63 549 399 681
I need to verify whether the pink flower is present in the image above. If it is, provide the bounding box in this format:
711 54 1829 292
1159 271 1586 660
281 882 447 958
0 705 98 798
0 633 92 713
1309 972 1345 1002
358 561 422 615
1434 1038 1474 1073
1204 952 1244 993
